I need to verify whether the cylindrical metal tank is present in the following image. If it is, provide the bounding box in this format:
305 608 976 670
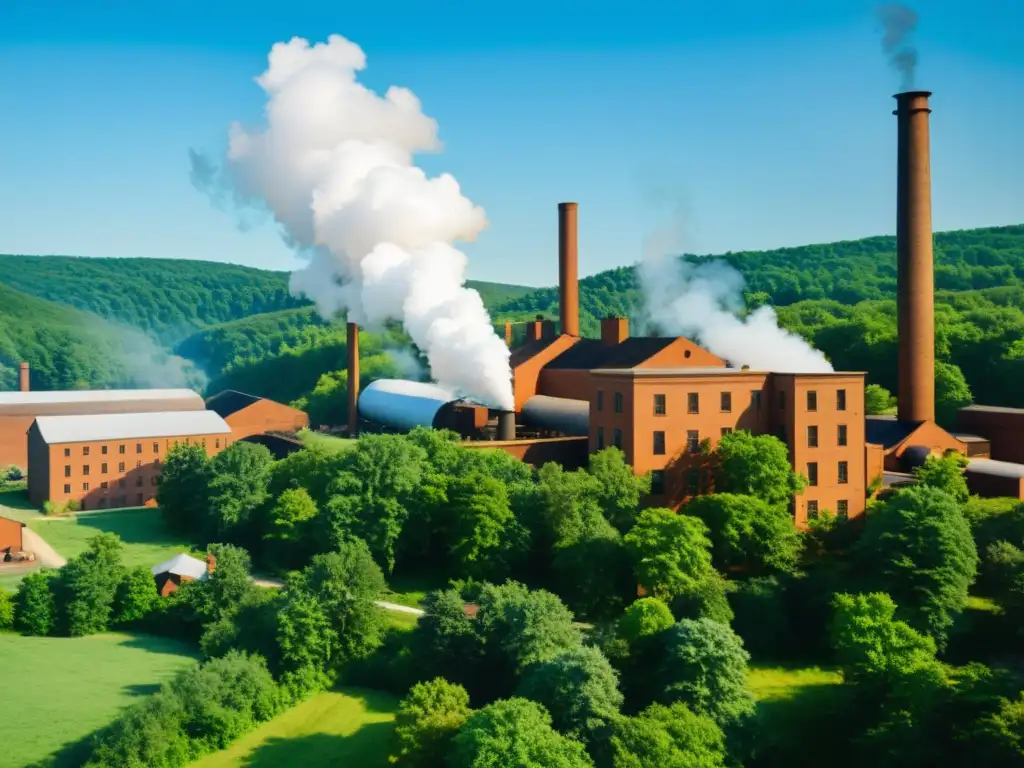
497 411 516 440
520 395 589 437
358 379 457 432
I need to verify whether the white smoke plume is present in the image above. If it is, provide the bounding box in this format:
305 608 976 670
191 35 514 409
637 197 833 373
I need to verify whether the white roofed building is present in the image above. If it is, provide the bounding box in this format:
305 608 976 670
26 410 233 511
151 552 215 596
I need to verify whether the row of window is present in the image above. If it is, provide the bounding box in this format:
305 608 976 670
63 475 160 494
62 437 224 459
596 388 847 415
807 425 848 448
63 459 158 477
807 500 849 519
85 494 148 510
806 461 849 486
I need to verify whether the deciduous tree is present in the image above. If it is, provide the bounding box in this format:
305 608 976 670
390 677 472 767
623 508 714 601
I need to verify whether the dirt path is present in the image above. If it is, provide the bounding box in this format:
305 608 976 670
22 527 66 568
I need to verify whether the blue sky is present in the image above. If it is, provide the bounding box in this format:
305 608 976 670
0 0 1021 287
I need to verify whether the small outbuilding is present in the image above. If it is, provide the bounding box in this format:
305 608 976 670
151 552 215 597
0 515 25 560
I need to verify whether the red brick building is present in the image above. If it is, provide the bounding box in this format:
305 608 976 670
0 515 25 559
206 390 310 440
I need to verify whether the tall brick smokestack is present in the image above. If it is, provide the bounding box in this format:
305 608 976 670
558 202 580 337
894 91 935 424
347 322 360 436
18 362 29 392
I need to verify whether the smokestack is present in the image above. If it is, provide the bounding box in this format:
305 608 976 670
18 362 29 392
894 91 935 424
558 202 580 337
497 411 516 441
347 322 360 436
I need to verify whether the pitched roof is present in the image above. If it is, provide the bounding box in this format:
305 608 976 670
0 515 25 529
0 389 202 407
865 415 921 450
151 553 209 580
33 410 231 445
509 337 564 369
206 390 263 418
543 337 678 370
966 458 1024 479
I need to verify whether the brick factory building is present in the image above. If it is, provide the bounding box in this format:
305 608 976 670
27 410 232 511
0 380 205 470
206 389 310 440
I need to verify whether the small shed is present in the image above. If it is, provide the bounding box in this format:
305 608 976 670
151 553 214 597
0 515 25 559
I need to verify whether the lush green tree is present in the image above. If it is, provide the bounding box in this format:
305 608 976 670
412 588 485 691
113 566 159 625
660 618 755 727
624 508 714 601
451 698 594 768
157 442 213 536
189 543 257 626
610 701 727 768
551 512 635 622
715 431 806 508
829 592 937 685
275 588 336 689
390 677 473 767
935 361 973 428
324 434 426 572
205 441 274 543
266 444 350 508
617 598 675 646
84 688 192 768
14 570 57 636
683 493 803 576
671 573 735 625
446 472 524 580
855 486 978 646
586 447 652 533
728 576 791 660
865 383 896 415
517 646 624 746
913 451 970 504
55 532 126 636
0 588 14 630
534 462 607 547
264 487 319 569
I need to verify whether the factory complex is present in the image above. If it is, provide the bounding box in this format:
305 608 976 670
2 89 1024 527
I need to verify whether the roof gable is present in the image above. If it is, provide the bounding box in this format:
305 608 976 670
206 390 263 418
151 553 208 580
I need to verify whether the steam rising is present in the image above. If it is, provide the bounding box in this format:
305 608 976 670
877 3 920 91
637 203 833 373
191 35 514 409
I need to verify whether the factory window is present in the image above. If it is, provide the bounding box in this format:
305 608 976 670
651 470 665 495
837 424 848 446
82 465 90 477
597 427 605 449
653 431 666 455
686 430 700 454
63 484 71 494
685 469 700 496
687 393 699 414
653 394 666 415
101 445 108 455
720 392 732 412
837 389 847 411
118 462 125 473
778 391 786 409
613 429 623 449
101 463 108 474
64 465 71 477
807 500 819 520
807 426 819 448
837 500 849 518
153 442 159 453
119 444 125 455
64 448 70 458
101 481 108 489
614 392 623 414
807 462 818 487
838 461 849 484
721 427 733 437
751 390 762 409
136 443 142 454
83 446 90 457
807 391 818 412
215 439 221 449
83 482 90 492
597 391 604 411
118 478 126 488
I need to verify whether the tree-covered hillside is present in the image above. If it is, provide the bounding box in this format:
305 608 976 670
0 283 204 391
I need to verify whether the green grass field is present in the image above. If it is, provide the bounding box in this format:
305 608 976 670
188 687 399 768
297 429 356 453
0 632 199 768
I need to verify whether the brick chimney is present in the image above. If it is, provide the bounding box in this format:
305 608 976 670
601 317 629 346
19 362 29 392
558 202 580 337
347 322 360 436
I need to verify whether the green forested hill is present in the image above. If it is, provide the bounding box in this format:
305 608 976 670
0 283 204 391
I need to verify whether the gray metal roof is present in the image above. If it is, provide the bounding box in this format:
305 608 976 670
960 404 1024 417
966 458 1024 480
151 553 209 580
34 410 231 445
0 389 202 406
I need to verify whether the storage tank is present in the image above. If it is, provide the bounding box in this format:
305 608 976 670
358 379 457 432
520 395 589 437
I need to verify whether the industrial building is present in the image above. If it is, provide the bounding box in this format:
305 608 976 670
206 390 310 440
0 380 205 470
26 410 232 511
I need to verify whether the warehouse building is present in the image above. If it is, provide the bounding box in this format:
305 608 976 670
206 390 310 441
0 379 205 470
27 410 232 511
